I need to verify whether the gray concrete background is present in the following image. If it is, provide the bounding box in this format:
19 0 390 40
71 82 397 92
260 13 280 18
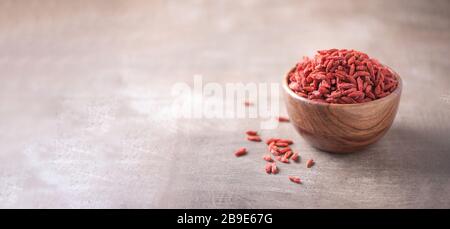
0 0 450 208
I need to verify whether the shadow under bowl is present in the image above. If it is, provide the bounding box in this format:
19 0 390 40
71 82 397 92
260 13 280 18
283 67 402 153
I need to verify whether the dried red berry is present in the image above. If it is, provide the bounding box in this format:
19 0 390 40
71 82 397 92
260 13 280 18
280 157 290 163
271 163 278 174
275 142 289 147
268 141 277 149
247 136 262 142
306 159 315 168
246 130 258 136
278 116 290 122
234 147 247 157
263 155 273 162
266 138 280 145
270 149 280 156
277 139 293 145
291 152 299 162
289 176 302 184
265 163 272 174
278 147 292 154
284 151 293 159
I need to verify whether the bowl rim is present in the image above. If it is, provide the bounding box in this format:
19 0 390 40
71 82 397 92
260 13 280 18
282 65 403 107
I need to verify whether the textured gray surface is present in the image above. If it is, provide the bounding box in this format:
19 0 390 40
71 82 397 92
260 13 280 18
1 0 450 208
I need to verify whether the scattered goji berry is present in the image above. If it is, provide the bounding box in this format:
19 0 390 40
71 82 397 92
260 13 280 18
263 155 273 162
247 135 262 142
265 163 272 174
234 147 247 157
289 176 302 184
291 152 299 162
306 159 315 168
278 116 290 122
246 130 258 136
271 163 279 174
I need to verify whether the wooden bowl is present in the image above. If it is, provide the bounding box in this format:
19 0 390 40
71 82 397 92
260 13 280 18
283 67 402 153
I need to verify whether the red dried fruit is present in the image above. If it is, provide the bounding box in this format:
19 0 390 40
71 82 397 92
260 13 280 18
275 142 289 147
289 176 302 184
263 155 273 162
330 91 342 98
278 116 290 122
268 142 279 151
278 147 292 154
266 138 280 145
340 96 355 104
347 91 364 99
318 86 329 95
271 149 280 156
348 56 356 65
367 61 374 77
342 88 357 96
375 84 382 95
289 82 302 91
246 130 258 136
247 136 262 142
280 157 290 163
234 147 247 157
346 75 357 85
265 163 272 174
353 71 371 77
291 152 299 162
357 77 364 91
356 65 367 71
339 83 355 90
244 101 253 106
268 141 275 147
349 64 355 76
277 139 293 145
284 151 293 159
271 163 278 174
306 159 315 168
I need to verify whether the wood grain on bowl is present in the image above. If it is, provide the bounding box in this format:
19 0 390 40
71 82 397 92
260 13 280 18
283 68 402 153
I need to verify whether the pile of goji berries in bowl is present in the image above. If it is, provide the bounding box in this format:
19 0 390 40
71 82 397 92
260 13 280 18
283 49 402 153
